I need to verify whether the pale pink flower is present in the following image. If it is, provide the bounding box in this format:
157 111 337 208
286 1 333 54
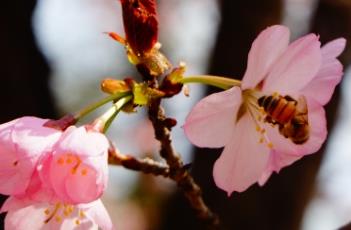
0 117 62 196
184 25 346 195
1 165 113 230
39 126 110 204
1 196 113 230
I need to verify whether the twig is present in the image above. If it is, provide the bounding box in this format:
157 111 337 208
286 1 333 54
109 150 170 177
148 97 220 228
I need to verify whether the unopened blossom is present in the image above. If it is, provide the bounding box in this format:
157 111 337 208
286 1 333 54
120 0 158 55
184 25 346 195
39 126 110 204
0 117 62 196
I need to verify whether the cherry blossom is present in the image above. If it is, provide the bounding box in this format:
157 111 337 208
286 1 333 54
184 25 346 195
0 117 62 196
39 126 110 204
1 196 113 230
0 123 112 229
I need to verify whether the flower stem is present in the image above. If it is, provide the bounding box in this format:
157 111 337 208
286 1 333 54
98 95 133 133
74 92 131 120
180 75 241 89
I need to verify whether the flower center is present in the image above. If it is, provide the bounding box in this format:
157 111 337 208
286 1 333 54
242 89 274 149
56 153 90 176
43 202 87 226
242 89 310 146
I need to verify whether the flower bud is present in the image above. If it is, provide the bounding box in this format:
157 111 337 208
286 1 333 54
120 0 158 55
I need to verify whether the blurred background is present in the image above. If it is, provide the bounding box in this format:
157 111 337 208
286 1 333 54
1 0 351 229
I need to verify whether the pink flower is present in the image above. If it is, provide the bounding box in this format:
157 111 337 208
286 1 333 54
184 25 346 195
0 117 62 196
39 126 110 204
1 196 113 230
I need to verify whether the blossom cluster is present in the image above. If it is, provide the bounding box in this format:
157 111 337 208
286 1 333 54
0 117 113 229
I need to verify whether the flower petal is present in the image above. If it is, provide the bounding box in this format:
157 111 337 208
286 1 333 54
65 163 103 204
263 34 321 94
263 97 327 174
55 126 109 158
320 38 346 60
213 114 270 195
242 25 290 89
43 126 109 204
183 87 242 148
0 197 30 213
0 117 61 196
5 203 52 230
301 38 346 105
84 199 114 230
5 202 98 230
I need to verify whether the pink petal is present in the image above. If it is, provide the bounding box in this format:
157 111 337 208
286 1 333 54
55 126 109 158
301 38 346 105
183 87 242 148
321 38 346 60
12 117 62 157
5 204 59 230
47 126 109 204
0 117 61 195
0 197 30 213
242 25 290 89
4 202 99 230
213 114 270 195
84 199 114 230
263 97 327 174
65 163 103 204
263 34 321 94
258 170 272 186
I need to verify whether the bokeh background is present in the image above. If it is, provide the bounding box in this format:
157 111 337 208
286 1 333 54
1 0 351 229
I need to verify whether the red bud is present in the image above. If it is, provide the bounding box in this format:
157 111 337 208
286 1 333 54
120 0 158 55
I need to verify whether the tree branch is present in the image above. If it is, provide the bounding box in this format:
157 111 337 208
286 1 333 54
109 150 170 177
148 97 220 228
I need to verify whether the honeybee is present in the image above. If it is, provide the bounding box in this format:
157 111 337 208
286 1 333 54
257 94 309 144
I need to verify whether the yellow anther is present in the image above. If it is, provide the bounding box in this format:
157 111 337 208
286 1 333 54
81 169 88 176
71 168 77 174
55 216 62 223
63 210 70 217
66 157 73 164
57 158 64 165
67 206 74 213
259 137 264 144
273 92 279 97
256 126 261 132
44 209 50 215
79 211 86 219
261 129 266 134
75 220 81 225
257 115 262 122
267 142 274 149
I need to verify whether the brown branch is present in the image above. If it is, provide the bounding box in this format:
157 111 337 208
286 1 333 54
109 150 170 177
148 97 220 228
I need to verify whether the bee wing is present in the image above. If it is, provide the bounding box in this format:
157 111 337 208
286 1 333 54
296 96 308 114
